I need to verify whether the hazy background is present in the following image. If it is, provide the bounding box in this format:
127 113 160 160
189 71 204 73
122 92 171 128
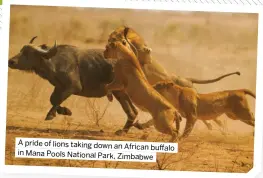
6 5 257 172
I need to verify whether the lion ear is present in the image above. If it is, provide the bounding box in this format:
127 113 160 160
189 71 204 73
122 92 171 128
124 27 130 38
168 82 174 87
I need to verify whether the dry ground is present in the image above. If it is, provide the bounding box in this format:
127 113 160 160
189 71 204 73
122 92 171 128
5 5 257 172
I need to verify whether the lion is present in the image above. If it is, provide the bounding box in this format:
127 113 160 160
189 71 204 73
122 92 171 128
103 30 182 142
108 26 153 65
106 26 240 132
133 80 255 139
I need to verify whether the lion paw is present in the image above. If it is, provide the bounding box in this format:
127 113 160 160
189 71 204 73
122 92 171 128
142 46 152 53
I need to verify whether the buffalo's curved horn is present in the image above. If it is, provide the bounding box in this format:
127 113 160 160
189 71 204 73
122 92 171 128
29 36 38 44
32 40 57 59
123 27 138 58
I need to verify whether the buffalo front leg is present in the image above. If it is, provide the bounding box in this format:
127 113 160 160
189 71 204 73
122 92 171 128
112 91 138 135
45 87 74 121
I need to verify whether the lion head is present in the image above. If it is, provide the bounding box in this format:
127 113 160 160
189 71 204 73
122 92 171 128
107 26 153 65
104 37 134 60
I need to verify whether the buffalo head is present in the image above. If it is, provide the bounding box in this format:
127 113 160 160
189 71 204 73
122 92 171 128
8 36 57 71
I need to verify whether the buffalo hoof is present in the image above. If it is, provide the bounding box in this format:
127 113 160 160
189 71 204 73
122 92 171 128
57 107 72 116
115 129 128 136
45 114 55 121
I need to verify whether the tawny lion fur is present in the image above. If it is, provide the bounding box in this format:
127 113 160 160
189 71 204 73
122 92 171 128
108 26 153 65
133 80 255 139
103 38 182 141
107 26 240 131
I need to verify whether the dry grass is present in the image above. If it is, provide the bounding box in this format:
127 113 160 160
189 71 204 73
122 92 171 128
6 5 257 172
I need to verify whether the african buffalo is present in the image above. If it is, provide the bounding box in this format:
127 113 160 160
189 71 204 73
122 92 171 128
8 36 138 134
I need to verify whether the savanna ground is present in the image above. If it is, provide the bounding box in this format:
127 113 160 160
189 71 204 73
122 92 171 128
5 5 257 172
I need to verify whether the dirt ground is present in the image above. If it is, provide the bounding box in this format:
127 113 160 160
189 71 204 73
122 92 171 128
5 5 257 172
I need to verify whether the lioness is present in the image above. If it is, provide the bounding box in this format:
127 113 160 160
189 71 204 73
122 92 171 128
133 80 255 139
103 32 182 142
107 26 240 132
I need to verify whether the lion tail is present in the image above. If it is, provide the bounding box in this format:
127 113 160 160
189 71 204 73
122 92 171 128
242 89 256 98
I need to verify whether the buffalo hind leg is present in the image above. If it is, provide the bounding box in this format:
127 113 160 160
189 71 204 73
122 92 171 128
45 87 76 121
112 91 138 135
133 119 154 130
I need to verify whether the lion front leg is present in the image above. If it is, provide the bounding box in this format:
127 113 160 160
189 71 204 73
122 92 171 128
180 115 197 139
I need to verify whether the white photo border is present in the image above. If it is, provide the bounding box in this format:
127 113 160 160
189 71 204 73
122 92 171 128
0 0 262 178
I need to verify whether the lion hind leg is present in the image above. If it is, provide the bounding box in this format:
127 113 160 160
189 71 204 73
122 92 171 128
213 118 224 128
180 115 197 139
202 120 213 130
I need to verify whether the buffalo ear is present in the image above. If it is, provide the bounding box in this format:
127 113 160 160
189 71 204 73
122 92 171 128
32 40 58 59
42 46 57 59
39 44 49 50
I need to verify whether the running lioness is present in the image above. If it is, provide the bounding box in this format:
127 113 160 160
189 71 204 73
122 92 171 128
133 80 255 139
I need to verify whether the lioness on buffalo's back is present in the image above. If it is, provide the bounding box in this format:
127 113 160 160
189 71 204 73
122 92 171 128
8 36 140 134
103 27 182 141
